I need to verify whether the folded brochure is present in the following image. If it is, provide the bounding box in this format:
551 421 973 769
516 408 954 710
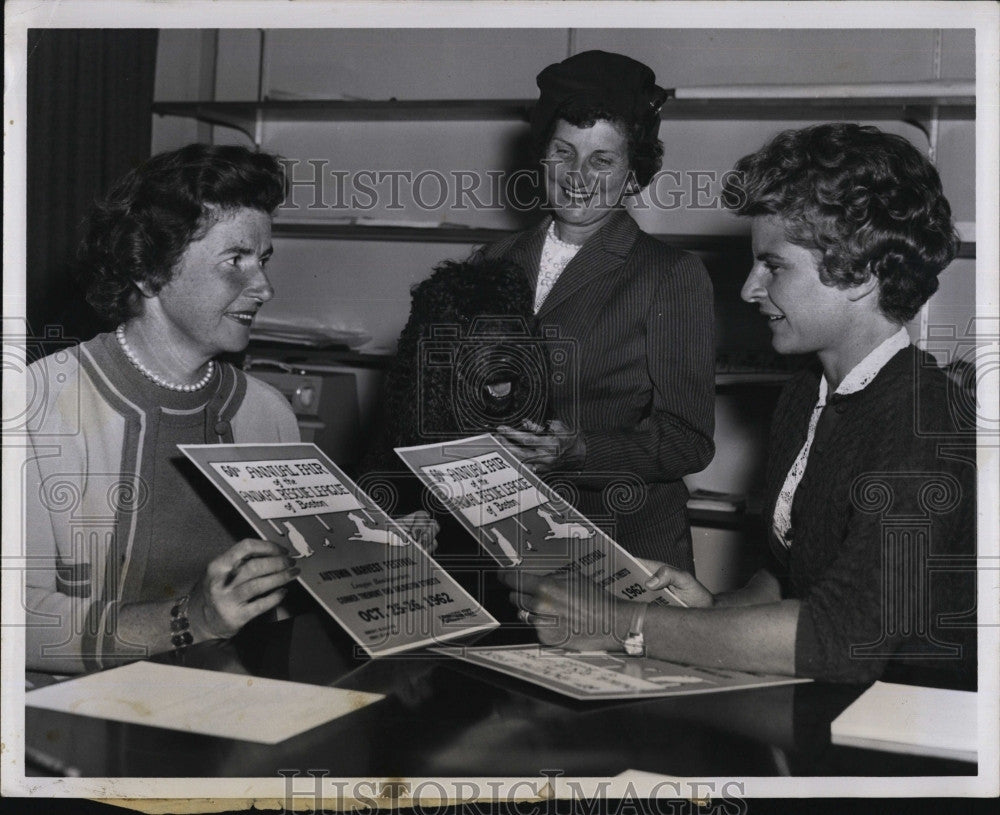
180 443 498 657
394 434 684 606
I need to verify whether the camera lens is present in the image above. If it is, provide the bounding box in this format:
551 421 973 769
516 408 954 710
453 342 547 429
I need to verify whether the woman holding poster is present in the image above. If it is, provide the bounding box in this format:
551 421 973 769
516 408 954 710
23 145 303 675
24 145 434 675
507 124 977 688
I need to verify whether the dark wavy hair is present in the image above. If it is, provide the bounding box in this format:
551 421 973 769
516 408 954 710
723 123 959 324
78 143 287 324
361 256 539 475
536 100 664 190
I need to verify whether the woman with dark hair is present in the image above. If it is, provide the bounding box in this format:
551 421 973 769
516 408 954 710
490 50 716 569
506 123 976 687
25 144 433 675
24 144 301 674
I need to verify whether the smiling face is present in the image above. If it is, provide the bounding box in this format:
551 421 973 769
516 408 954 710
138 207 274 367
543 118 634 242
742 215 860 365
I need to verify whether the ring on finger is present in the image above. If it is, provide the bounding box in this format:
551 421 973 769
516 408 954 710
518 609 534 624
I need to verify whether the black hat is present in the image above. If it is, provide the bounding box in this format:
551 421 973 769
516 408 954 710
530 50 669 146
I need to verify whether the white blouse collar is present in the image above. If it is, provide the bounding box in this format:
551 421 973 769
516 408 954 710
819 327 910 402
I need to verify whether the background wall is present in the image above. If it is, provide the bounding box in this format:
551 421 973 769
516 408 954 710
150 28 976 590
152 28 975 353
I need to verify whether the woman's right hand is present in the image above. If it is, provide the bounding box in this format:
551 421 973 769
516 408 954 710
644 563 715 608
190 538 300 640
496 419 585 473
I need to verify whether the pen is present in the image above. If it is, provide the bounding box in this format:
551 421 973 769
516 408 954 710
25 745 81 777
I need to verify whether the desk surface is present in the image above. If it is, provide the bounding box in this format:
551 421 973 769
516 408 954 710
26 612 976 779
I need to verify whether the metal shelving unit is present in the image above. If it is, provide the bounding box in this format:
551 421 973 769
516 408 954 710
152 92 975 135
152 93 976 258
267 220 975 258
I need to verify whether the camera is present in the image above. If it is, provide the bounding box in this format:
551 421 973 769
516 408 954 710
2 318 81 437
416 316 578 439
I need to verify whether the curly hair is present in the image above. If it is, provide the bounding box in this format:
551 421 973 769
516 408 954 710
536 100 664 190
362 256 542 475
78 143 287 325
722 123 959 324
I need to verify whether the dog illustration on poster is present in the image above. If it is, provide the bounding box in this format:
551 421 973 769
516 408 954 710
347 512 409 547
488 527 523 566
282 521 314 558
536 507 595 541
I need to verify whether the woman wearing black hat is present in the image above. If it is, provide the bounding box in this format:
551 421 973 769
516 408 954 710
490 50 715 569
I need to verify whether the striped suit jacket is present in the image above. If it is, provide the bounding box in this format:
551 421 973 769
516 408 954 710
481 210 715 567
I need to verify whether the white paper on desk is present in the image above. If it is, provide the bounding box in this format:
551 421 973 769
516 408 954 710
26 661 384 744
830 680 977 763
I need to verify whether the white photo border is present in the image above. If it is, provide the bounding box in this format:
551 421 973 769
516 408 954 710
3 0 998 805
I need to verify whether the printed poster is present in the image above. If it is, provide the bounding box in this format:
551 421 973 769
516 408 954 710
180 443 498 657
395 434 684 606
435 644 810 701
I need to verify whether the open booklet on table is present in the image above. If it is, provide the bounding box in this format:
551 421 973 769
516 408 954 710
394 434 684 607
434 644 810 701
180 442 498 657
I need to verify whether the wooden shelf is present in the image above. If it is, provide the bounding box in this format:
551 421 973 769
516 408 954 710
243 343 805 390
155 94 975 259
272 221 511 245
269 220 975 259
271 221 752 252
152 94 975 139
713 371 795 387
244 344 395 370
156 95 975 259
153 99 534 128
687 505 755 530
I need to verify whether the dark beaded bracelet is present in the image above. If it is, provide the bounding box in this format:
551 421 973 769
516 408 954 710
171 630 194 648
169 595 192 657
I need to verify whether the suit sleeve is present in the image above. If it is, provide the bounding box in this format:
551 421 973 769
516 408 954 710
580 250 716 482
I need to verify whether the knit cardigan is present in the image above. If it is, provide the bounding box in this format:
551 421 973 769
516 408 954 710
766 345 977 687
24 333 300 674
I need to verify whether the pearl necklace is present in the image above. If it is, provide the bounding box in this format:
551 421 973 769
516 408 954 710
547 220 585 248
116 325 215 392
